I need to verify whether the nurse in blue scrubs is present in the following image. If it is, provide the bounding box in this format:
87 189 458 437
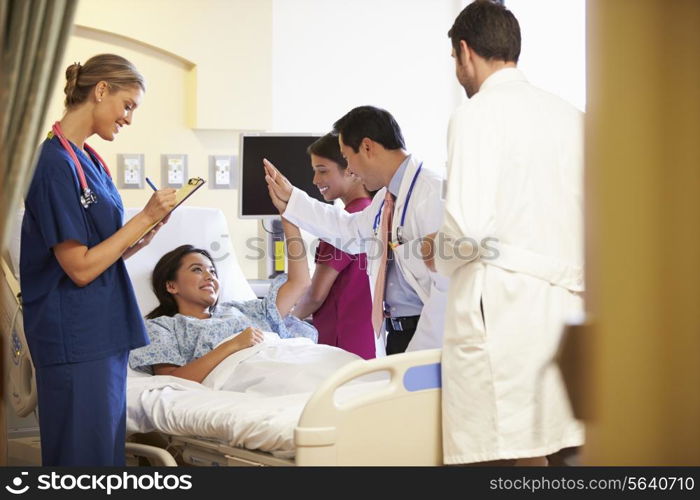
20 54 176 465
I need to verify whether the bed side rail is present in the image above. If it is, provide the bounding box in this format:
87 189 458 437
125 442 178 466
295 349 443 465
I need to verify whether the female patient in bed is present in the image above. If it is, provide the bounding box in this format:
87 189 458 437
128 238 361 391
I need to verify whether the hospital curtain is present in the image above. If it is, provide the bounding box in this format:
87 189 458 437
0 0 77 253
0 0 77 466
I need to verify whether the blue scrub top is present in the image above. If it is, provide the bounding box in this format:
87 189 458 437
20 135 149 368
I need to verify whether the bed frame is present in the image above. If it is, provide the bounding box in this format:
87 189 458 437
156 348 443 466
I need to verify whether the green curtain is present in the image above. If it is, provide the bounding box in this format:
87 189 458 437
0 0 77 253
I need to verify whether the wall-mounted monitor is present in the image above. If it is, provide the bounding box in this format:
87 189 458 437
238 133 329 219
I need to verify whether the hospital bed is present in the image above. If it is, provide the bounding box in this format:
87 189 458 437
2 206 443 466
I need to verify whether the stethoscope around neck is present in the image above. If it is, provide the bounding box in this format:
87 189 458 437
372 162 423 245
49 121 112 209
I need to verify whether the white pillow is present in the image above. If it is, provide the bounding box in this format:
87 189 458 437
124 206 256 317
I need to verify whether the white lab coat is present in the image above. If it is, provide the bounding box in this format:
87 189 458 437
283 155 448 357
435 68 585 464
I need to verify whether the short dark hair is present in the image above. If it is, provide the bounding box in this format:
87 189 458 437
332 105 406 153
448 0 521 63
146 244 218 319
307 133 347 169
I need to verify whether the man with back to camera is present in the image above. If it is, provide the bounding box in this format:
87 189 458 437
264 105 448 357
423 0 585 465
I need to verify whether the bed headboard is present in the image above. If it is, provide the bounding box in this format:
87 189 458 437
124 206 256 317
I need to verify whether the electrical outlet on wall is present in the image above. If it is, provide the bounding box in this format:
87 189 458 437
216 159 230 185
117 154 144 189
168 160 184 184
209 155 236 189
161 154 188 188
125 160 141 184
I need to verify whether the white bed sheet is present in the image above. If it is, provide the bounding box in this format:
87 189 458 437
126 333 385 458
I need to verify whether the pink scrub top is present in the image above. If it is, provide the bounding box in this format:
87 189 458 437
312 197 375 359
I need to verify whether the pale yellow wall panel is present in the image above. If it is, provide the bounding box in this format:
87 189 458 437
74 0 272 130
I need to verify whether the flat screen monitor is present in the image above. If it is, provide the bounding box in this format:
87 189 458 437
238 133 329 218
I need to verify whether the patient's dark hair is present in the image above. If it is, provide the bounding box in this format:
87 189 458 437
146 244 219 319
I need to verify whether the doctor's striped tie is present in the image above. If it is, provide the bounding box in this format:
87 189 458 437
371 190 395 338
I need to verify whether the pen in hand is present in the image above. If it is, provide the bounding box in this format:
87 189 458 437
146 177 158 191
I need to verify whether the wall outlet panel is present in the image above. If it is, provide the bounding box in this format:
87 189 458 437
209 155 236 189
161 154 188 188
117 154 145 189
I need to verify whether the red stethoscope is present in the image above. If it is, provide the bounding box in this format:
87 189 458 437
49 121 112 209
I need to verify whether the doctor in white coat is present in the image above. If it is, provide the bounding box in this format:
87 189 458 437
428 1 585 465
264 106 447 357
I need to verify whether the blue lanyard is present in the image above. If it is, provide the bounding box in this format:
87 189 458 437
373 162 423 232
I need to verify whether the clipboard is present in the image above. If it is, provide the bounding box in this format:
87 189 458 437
130 177 206 246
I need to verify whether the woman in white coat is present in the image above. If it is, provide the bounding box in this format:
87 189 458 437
432 1 585 465
264 107 448 357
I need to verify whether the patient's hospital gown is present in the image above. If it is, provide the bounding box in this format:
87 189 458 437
129 275 317 373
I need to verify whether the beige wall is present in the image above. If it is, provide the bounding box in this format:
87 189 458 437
42 0 273 278
42 0 467 280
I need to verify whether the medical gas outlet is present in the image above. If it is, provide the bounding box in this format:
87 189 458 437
209 155 236 189
117 154 145 189
161 154 188 188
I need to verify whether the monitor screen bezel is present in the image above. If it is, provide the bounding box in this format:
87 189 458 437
237 132 326 220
